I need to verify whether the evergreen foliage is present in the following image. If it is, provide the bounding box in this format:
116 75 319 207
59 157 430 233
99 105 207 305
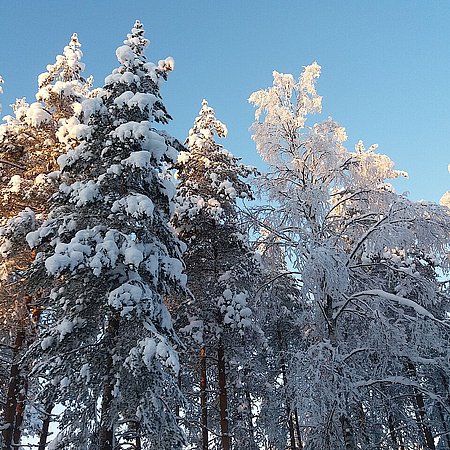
172 100 260 450
23 21 185 449
0 34 93 449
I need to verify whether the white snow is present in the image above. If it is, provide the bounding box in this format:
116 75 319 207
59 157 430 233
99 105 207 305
56 318 74 341
114 91 157 112
8 175 22 193
124 245 144 267
121 150 151 169
142 337 157 366
111 193 154 218
113 122 167 160
40 336 54 350
116 45 135 64
361 289 436 320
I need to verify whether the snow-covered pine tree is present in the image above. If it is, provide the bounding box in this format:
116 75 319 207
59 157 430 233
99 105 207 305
0 32 92 221
24 21 185 450
0 34 92 449
249 64 450 450
172 100 260 450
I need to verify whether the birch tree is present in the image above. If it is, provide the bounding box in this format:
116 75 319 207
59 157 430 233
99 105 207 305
249 63 450 449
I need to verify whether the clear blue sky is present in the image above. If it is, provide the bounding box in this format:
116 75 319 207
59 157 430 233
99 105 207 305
1 1 449 203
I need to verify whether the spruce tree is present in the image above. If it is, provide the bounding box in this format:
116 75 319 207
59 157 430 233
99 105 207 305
0 33 92 449
25 21 185 449
173 100 260 450
0 32 92 220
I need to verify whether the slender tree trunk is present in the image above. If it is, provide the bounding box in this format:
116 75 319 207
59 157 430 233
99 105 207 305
245 388 256 449
324 294 337 345
437 372 450 449
293 408 303 450
175 371 181 418
387 414 401 449
437 404 450 450
99 315 119 450
200 346 208 450
99 375 114 450
340 415 357 450
277 327 296 450
128 420 141 450
12 377 26 447
218 343 230 450
356 402 370 448
2 328 25 450
412 389 435 450
281 362 295 450
37 403 53 450
406 361 435 450
287 412 296 450
135 430 142 450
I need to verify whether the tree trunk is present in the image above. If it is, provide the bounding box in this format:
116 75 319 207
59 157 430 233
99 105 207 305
406 361 435 450
437 404 450 450
12 377 26 448
98 315 119 450
293 408 303 450
340 415 357 450
135 433 142 450
324 294 337 345
287 411 296 450
175 371 181 418
356 402 369 448
388 414 405 450
437 372 450 449
218 343 230 450
387 414 400 449
99 376 114 450
37 403 53 450
281 367 295 450
129 420 141 450
245 388 256 449
2 328 25 450
277 327 297 450
200 346 208 450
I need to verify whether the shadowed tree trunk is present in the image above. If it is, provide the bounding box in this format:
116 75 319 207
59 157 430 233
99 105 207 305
2 327 25 450
340 415 357 450
281 364 296 449
218 343 230 450
200 346 208 450
245 388 256 448
277 326 297 450
12 376 26 447
406 361 435 450
99 315 120 450
37 402 54 450
387 413 405 450
294 408 303 450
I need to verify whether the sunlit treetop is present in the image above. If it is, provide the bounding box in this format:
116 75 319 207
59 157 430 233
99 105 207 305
174 99 256 227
